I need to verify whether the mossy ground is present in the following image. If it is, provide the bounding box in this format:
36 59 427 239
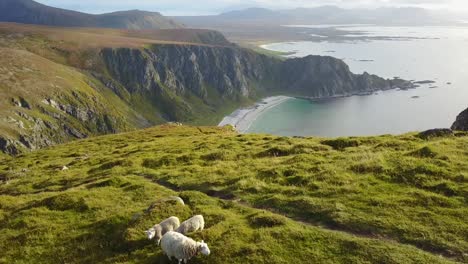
0 125 466 263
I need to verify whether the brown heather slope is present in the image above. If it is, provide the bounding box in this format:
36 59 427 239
0 23 232 48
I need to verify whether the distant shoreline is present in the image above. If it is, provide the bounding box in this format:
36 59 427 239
218 96 292 133
217 92 386 134
220 40 426 134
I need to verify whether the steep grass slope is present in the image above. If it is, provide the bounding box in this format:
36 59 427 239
0 125 466 263
0 46 144 154
0 24 236 154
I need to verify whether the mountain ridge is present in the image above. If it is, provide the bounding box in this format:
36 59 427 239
0 0 183 29
177 5 453 27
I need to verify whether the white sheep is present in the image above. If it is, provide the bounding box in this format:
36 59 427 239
161 231 210 264
145 216 180 245
166 196 185 206
176 215 205 235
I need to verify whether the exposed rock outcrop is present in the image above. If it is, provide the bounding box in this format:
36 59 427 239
418 129 454 140
101 45 412 122
451 108 468 131
0 136 21 155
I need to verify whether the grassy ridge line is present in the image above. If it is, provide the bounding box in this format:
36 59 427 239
0 125 466 263
0 23 231 48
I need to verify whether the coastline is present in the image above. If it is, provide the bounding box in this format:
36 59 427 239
219 40 422 135
218 96 292 133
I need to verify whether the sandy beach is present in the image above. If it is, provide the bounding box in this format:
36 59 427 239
218 96 292 133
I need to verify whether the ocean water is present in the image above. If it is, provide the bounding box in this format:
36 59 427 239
247 26 468 137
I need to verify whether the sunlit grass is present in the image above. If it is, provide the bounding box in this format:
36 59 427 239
0 125 466 263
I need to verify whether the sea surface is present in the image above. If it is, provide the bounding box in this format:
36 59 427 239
247 25 468 137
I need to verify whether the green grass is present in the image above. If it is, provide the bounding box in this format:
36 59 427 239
0 27 264 155
0 43 139 153
0 125 466 263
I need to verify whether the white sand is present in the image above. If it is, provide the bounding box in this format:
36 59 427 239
218 96 292 133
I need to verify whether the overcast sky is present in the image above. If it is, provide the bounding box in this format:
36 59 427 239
35 0 468 15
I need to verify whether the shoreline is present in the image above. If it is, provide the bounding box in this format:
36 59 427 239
218 89 414 134
218 96 292 133
220 41 421 135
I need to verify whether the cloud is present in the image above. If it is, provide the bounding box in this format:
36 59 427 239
36 0 468 15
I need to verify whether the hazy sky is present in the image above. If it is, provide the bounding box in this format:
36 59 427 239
35 0 468 15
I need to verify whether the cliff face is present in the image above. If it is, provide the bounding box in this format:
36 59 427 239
452 108 468 131
102 45 409 120
102 45 275 99
277 55 406 97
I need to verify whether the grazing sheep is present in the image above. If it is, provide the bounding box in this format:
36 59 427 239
145 216 180 245
176 215 204 235
166 196 185 206
161 231 210 264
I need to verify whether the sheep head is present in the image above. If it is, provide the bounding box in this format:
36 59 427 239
144 228 156 240
198 240 210 255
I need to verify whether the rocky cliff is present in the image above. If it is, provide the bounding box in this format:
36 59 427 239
101 45 410 122
452 108 468 131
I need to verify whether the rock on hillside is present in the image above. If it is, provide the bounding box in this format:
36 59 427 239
451 107 468 131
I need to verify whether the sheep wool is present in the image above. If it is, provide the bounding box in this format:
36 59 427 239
167 196 185 206
161 231 210 264
176 215 204 235
145 216 180 244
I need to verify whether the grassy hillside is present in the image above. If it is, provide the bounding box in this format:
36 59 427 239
0 23 231 49
0 45 144 153
0 125 466 263
0 23 241 154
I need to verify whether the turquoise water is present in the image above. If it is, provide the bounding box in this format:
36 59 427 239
247 26 468 137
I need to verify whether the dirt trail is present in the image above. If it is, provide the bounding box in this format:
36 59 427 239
137 174 459 262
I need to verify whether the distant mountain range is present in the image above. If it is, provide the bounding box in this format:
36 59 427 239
177 6 456 27
0 0 183 29
0 1 457 33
